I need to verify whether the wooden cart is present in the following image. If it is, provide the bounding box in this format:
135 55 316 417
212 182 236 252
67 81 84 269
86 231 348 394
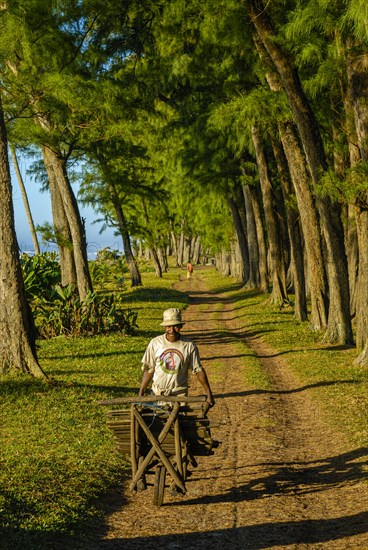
99 395 216 506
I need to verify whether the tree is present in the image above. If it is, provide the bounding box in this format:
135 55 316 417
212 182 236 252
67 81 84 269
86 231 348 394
0 100 45 377
9 144 40 254
42 143 92 299
245 0 353 344
2 0 95 298
271 135 307 320
253 34 324 324
251 125 288 305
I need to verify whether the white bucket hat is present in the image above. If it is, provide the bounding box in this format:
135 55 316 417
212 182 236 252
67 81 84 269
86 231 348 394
160 308 185 327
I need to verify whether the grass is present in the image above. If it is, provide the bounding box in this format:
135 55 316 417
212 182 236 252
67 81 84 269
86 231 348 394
1 265 367 547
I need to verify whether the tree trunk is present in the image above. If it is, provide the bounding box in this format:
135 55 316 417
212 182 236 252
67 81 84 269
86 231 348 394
354 209 368 364
237 196 251 283
227 197 248 284
138 240 144 259
192 235 201 265
43 145 92 300
157 246 168 273
183 238 191 265
344 205 358 318
271 137 307 321
10 145 40 254
250 185 268 291
346 47 368 363
220 248 231 276
141 201 162 277
342 73 360 318
171 232 179 266
255 32 327 327
252 126 288 305
42 145 77 288
177 222 185 267
247 1 352 344
0 104 46 377
279 122 328 328
190 236 196 261
109 184 142 287
230 238 240 279
149 247 162 277
242 185 260 288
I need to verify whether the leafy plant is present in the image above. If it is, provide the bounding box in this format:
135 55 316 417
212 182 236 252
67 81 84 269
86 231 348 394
89 247 128 290
33 286 138 338
20 252 61 301
137 259 156 273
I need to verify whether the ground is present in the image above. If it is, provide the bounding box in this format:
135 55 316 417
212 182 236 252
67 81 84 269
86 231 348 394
94 269 368 549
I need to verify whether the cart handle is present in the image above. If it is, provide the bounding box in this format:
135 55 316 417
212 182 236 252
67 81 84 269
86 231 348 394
98 395 207 406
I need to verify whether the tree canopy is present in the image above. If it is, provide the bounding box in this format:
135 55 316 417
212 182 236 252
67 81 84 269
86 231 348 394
2 0 368 373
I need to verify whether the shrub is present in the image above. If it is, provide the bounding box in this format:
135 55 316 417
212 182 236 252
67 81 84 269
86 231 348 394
89 247 128 290
33 286 138 338
20 252 61 301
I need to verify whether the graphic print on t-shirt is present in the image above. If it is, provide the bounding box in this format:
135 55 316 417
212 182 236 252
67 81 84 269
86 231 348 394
159 348 184 375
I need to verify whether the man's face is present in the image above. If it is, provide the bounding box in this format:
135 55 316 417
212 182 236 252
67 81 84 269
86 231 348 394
165 324 182 342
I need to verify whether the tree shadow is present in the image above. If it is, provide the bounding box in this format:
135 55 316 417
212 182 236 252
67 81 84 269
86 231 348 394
123 287 188 305
0 481 130 550
213 379 360 399
4 478 366 550
44 349 144 362
93 512 368 548
3 514 367 549
174 447 368 507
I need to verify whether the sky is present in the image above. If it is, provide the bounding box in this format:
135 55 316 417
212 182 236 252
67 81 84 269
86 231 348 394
11 155 122 258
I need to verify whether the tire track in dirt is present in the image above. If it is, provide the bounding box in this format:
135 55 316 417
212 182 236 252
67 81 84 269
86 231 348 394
93 270 368 549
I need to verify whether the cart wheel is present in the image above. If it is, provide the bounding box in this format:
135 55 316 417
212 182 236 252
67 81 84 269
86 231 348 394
153 464 166 506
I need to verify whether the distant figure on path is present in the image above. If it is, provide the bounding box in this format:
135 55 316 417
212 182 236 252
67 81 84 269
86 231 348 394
187 262 194 279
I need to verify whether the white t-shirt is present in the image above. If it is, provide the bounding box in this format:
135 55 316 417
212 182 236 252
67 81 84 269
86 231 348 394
141 334 203 396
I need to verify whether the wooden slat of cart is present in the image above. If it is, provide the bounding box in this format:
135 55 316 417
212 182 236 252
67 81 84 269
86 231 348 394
98 395 207 406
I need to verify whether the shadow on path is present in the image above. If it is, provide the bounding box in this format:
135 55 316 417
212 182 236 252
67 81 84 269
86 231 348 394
97 512 368 549
174 448 368 506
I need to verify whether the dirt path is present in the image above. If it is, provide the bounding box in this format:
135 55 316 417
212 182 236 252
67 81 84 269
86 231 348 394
97 271 368 549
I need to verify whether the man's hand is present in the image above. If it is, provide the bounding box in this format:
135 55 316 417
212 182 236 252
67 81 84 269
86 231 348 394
206 393 215 407
196 369 215 407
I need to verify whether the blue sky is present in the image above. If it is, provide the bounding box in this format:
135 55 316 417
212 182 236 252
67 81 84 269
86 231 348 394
11 156 122 257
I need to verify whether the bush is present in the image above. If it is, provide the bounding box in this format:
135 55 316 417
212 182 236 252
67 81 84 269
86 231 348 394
20 252 61 301
89 247 128 290
33 286 138 338
137 259 156 273
20 251 137 338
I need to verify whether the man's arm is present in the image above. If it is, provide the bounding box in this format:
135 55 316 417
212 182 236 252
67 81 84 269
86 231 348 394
138 370 153 397
195 369 215 406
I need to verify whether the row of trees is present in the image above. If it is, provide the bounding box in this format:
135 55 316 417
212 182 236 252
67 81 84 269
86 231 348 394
1 0 368 376
135 0 368 365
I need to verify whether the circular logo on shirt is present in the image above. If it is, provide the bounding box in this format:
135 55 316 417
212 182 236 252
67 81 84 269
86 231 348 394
159 348 184 375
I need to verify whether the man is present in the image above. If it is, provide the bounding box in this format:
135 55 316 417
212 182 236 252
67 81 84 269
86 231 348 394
138 308 215 406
